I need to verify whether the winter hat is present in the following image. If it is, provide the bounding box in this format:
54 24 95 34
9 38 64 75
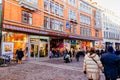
107 46 114 53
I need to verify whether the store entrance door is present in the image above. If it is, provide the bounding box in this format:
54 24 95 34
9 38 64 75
30 43 39 58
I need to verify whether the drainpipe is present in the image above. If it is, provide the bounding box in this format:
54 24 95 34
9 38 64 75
0 0 5 55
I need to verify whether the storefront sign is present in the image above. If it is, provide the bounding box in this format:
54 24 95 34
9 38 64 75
3 24 48 35
70 35 97 40
48 32 69 37
2 42 14 59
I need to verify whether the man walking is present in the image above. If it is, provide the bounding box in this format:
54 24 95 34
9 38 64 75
100 46 120 80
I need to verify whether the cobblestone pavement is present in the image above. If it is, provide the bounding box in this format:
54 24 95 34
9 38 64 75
0 57 105 80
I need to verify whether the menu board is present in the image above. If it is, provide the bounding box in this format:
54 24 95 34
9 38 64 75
2 42 14 59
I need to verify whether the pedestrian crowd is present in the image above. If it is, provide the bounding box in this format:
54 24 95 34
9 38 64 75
14 45 120 80
83 46 120 80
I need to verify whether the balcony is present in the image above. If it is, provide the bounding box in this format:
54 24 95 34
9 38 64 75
95 26 101 30
17 0 39 11
70 19 78 24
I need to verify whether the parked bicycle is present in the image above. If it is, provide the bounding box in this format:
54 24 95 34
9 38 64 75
0 54 11 67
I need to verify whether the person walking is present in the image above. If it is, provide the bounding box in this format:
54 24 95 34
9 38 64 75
16 48 24 64
101 46 120 80
76 50 80 62
83 47 103 80
49 49 53 59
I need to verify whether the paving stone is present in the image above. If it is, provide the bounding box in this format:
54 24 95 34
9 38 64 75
0 57 104 80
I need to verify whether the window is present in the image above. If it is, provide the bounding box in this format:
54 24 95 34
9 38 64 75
69 10 76 20
28 13 32 25
80 27 83 36
70 25 76 34
106 32 108 38
80 15 90 25
89 29 91 36
70 24 73 33
45 17 64 31
69 0 76 7
50 1 54 13
104 31 106 38
44 0 49 10
62 0 66 2
50 18 54 29
79 1 92 14
59 6 63 17
59 22 64 31
80 27 91 36
95 31 99 37
22 11 32 25
44 16 49 29
86 29 89 36
55 3 59 15
83 28 86 36
73 26 76 34
50 2 64 17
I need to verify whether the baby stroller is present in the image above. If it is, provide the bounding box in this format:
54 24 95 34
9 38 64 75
63 54 72 63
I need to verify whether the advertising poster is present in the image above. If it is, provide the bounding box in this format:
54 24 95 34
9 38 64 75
2 42 14 59
64 40 71 51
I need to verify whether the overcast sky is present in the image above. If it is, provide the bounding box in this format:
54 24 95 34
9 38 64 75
93 0 120 15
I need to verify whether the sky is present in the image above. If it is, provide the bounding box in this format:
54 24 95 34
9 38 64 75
93 0 120 15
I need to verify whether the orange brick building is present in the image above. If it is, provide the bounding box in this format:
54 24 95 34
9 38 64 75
1 0 102 59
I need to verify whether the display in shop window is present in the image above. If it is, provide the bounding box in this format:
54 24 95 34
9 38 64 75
2 42 14 59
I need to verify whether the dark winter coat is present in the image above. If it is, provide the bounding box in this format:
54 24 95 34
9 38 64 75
17 50 24 60
100 52 120 79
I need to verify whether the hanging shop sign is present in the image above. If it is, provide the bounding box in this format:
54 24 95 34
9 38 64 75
66 22 70 28
2 42 14 59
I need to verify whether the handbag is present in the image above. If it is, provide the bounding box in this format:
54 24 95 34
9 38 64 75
92 58 104 73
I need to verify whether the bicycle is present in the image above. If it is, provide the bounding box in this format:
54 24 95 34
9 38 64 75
0 54 11 67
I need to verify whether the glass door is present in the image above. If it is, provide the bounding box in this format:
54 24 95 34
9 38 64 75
30 43 39 58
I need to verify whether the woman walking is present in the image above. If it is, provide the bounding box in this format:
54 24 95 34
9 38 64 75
83 47 103 80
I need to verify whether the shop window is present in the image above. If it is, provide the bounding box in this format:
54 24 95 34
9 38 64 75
22 11 32 25
2 32 28 59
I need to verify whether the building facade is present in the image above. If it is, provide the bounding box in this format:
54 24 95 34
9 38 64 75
1 0 102 59
101 8 120 50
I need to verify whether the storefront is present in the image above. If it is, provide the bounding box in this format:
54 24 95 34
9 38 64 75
95 41 105 50
105 42 113 50
1 31 50 60
29 36 49 58
115 43 120 50
2 31 28 59
64 39 71 51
